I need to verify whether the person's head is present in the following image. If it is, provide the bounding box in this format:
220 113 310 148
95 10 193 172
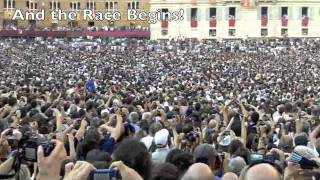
112 138 151 180
222 172 239 180
149 122 163 137
142 112 152 122
8 96 17 106
181 163 215 180
229 139 244 155
227 156 247 177
294 133 308 146
166 149 194 176
300 121 310 134
240 163 281 180
208 119 217 129
86 149 112 169
285 145 320 179
250 111 259 124
151 162 179 180
193 144 218 171
129 111 140 123
154 128 170 148
233 147 250 164
278 135 294 153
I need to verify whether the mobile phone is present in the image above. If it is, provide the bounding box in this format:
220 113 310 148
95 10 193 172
91 169 120 180
249 153 264 163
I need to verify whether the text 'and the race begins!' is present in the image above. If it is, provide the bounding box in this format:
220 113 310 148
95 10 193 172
11 9 184 24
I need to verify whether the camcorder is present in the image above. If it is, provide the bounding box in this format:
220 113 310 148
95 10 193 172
249 153 275 164
90 169 120 180
19 131 55 162
0 131 55 179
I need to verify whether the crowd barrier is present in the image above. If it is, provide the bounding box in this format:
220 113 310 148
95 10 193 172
0 30 150 38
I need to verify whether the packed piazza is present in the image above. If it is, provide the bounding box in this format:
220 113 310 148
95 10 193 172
0 37 319 180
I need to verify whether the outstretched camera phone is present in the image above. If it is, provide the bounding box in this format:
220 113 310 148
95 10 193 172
91 169 120 180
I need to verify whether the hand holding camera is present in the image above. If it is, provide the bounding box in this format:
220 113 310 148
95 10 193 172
109 161 143 180
64 161 96 180
37 140 67 180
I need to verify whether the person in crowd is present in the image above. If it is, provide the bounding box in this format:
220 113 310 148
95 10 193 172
0 38 320 180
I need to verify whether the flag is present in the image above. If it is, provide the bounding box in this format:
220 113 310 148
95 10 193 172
210 18 217 27
191 20 198 27
229 18 235 27
261 17 268 27
86 79 96 92
281 17 288 27
161 20 168 28
302 17 309 26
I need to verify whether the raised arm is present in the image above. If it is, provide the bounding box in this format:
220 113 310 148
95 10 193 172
310 124 320 146
75 119 88 142
240 101 248 145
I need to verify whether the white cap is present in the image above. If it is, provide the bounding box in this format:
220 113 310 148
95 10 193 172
154 129 169 146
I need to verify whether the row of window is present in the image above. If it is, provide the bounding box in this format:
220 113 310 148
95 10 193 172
189 6 311 20
3 0 140 11
161 28 309 37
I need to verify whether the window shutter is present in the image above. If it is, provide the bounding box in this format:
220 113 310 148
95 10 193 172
186 8 191 21
206 8 210 20
216 7 222 20
197 8 201 21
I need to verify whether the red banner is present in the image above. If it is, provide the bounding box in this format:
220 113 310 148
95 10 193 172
209 19 217 27
161 20 168 28
229 19 235 27
191 20 198 28
281 18 288 27
191 0 197 4
0 30 150 38
302 18 309 26
209 0 216 4
261 17 268 27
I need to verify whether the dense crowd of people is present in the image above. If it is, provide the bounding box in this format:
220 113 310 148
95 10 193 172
0 37 320 180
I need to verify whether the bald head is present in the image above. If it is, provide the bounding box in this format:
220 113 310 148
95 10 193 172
182 163 215 180
243 163 281 180
208 119 217 129
222 172 239 180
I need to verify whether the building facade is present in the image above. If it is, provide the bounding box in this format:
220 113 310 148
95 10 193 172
0 0 149 29
150 0 320 39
